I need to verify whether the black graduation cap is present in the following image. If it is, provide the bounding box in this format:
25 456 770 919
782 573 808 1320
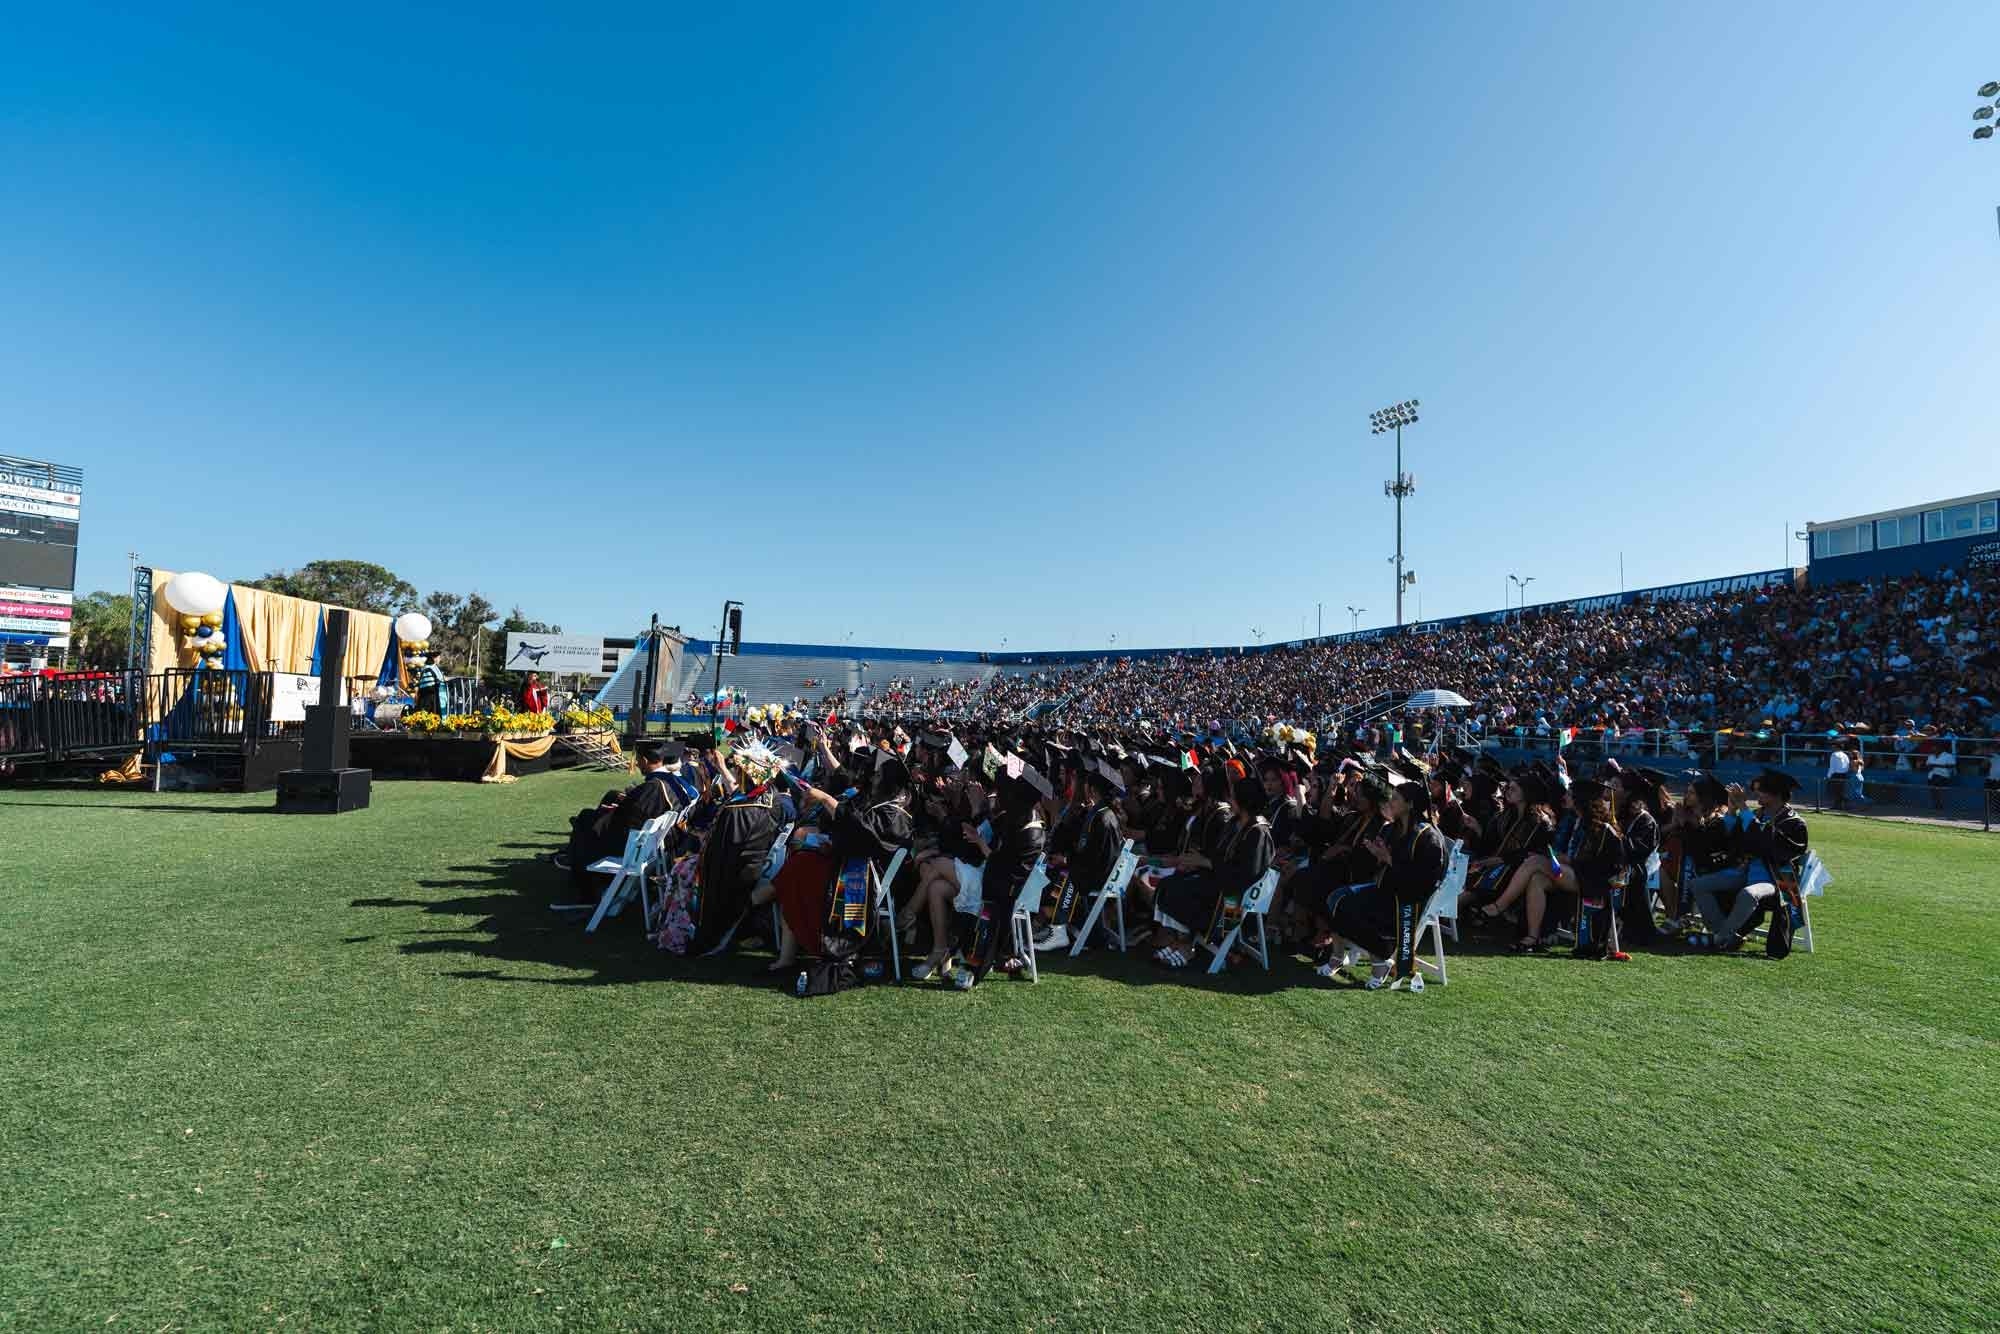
918 731 953 751
873 749 911 787
1399 780 1435 818
1355 775 1393 807
1686 770 1729 807
1753 768 1801 798
1569 777 1613 808
682 731 719 753
1091 757 1127 795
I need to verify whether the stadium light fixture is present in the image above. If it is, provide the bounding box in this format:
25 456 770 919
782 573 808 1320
1979 81 2000 140
1369 398 1421 628
1509 573 1535 622
1347 605 1366 632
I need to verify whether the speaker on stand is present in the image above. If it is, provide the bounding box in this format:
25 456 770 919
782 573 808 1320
276 609 375 814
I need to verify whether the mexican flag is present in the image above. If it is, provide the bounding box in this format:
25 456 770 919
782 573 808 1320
1557 727 1575 750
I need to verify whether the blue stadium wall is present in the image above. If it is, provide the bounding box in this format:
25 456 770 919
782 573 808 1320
1807 530 2000 586
669 566 1803 682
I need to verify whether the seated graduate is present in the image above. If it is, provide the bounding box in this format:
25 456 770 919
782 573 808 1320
905 772 992 981
1150 774 1275 970
674 739 784 956
1615 767 1669 946
948 761 1049 988
1554 777 1629 959
555 739 685 882
1661 771 1737 935
1285 773 1391 952
762 746 915 976
1320 777 1449 989
1464 768 1559 924
1685 769 1808 953
1037 757 1126 953
1133 759 1233 903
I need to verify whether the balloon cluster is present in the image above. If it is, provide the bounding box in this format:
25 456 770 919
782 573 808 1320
161 572 229 664
395 612 434 675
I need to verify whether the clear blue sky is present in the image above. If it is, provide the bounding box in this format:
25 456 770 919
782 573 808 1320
5 1 1997 650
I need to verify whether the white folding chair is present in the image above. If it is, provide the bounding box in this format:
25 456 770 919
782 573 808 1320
584 811 674 934
1070 840 1137 957
1796 849 1829 954
1347 856 1462 985
1202 867 1280 974
1749 849 1829 954
762 823 795 942
1432 839 1466 942
1008 856 1052 982
870 846 909 981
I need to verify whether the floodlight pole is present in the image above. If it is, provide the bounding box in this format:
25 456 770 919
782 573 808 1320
1370 399 1420 628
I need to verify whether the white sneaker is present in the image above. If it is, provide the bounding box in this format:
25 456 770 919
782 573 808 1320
1031 925 1070 952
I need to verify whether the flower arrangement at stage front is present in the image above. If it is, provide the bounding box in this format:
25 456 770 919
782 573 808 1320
559 704 615 732
483 704 554 738
400 707 552 738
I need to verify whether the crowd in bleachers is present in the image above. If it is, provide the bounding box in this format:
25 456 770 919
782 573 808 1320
938 569 1999 763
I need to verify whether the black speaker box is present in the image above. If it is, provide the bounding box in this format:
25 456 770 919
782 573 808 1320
276 767 373 815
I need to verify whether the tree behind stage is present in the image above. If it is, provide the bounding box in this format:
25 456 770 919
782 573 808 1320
243 560 418 616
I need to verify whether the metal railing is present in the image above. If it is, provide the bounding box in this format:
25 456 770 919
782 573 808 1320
0 668 296 764
1810 775 1996 830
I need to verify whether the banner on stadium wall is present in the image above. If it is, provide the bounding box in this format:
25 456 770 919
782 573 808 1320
1280 568 1803 650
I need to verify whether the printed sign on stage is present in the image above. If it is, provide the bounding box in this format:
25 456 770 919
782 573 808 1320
502 633 604 675
271 673 346 723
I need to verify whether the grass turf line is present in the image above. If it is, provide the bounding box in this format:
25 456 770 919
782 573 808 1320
1 774 1995 1330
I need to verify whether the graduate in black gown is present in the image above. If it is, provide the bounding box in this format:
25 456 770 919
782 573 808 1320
1616 768 1667 946
1040 758 1125 951
684 742 784 955
766 749 914 975
951 767 1048 988
1150 775 1275 970
557 740 683 885
1322 779 1449 990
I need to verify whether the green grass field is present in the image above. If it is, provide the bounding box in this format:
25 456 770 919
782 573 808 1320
3 772 1995 1331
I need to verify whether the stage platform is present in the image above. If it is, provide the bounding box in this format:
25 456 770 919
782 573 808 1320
349 733 583 782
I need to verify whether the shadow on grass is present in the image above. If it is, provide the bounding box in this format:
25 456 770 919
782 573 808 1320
0 799 280 815
347 843 1326 996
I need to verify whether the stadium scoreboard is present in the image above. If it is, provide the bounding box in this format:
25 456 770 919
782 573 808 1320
0 455 83 653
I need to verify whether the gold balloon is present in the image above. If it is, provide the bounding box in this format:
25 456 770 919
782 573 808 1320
180 613 202 633
201 611 223 628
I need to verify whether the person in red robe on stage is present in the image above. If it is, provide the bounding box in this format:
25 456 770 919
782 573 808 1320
521 672 550 714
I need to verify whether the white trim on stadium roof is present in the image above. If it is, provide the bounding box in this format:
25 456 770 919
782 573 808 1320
1805 487 2000 532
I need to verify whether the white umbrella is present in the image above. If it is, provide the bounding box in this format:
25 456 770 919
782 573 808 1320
1405 688 1471 709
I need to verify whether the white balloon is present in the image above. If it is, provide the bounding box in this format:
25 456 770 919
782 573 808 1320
162 571 227 617
394 612 433 643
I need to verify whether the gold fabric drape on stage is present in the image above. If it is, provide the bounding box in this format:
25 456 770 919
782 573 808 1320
143 568 392 680
479 735 557 782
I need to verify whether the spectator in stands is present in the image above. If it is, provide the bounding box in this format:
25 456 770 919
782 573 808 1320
1925 740 1957 810
1825 743 1850 810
